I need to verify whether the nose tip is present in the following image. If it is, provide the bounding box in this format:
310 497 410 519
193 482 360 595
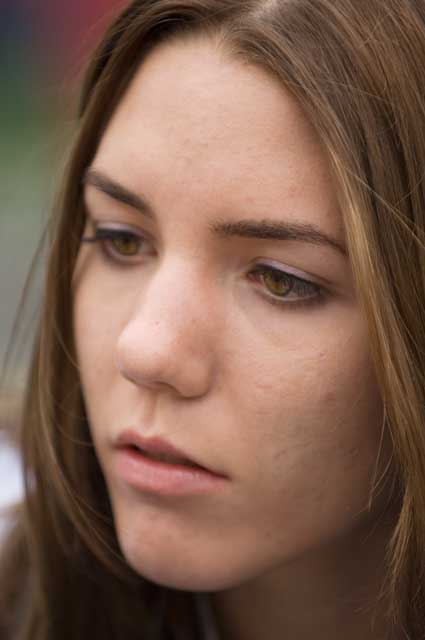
116 356 175 392
115 320 214 398
113 264 219 398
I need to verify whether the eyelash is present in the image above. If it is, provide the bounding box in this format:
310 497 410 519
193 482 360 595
81 227 327 311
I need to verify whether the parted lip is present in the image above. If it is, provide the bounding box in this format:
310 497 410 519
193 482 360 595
115 428 226 476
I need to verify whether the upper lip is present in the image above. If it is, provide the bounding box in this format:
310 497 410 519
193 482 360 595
115 429 226 476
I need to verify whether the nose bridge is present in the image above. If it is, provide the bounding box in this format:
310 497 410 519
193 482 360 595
140 256 214 331
116 256 218 395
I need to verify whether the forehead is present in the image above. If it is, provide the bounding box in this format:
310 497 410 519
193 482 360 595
93 36 344 241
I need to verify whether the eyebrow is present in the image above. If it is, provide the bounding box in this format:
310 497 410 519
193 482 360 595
83 169 348 258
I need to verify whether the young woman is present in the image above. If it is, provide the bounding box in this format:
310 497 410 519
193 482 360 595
1 0 424 638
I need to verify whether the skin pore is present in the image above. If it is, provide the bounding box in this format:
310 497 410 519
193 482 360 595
72 35 398 640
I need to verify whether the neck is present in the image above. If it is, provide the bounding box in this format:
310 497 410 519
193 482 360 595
210 517 401 640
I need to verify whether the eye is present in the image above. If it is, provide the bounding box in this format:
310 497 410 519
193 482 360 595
81 226 151 263
106 231 141 257
248 264 326 309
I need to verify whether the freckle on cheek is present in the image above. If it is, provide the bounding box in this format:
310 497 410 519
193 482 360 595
323 391 337 404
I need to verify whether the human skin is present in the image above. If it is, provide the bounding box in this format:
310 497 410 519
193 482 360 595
73 36 398 639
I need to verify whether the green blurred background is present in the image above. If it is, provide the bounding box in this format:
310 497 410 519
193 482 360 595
0 0 125 410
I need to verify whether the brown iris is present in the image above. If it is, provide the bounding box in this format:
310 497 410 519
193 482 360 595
262 270 292 296
111 233 140 256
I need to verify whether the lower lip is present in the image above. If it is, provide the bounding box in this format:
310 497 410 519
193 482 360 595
113 446 228 496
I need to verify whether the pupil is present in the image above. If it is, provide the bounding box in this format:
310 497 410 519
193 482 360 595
115 236 137 255
265 272 290 296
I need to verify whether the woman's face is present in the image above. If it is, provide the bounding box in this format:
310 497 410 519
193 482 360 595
73 37 391 591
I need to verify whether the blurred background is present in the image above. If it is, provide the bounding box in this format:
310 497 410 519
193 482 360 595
0 0 126 519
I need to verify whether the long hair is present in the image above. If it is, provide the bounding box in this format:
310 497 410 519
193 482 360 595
1 0 425 638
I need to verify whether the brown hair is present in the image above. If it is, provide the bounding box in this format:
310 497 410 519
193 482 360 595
1 0 425 637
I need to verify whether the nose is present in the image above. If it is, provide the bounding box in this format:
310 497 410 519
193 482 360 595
115 261 218 398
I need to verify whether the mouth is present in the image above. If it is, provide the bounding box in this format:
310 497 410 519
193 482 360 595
115 429 225 476
113 430 228 496
126 444 206 470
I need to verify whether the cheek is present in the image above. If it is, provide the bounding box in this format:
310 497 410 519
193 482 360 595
73 255 128 367
216 342 387 575
72 264 125 430
226 313 385 502
233 334 379 431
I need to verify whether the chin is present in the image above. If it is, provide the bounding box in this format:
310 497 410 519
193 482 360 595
117 531 248 593
123 549 239 592
132 564 221 592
